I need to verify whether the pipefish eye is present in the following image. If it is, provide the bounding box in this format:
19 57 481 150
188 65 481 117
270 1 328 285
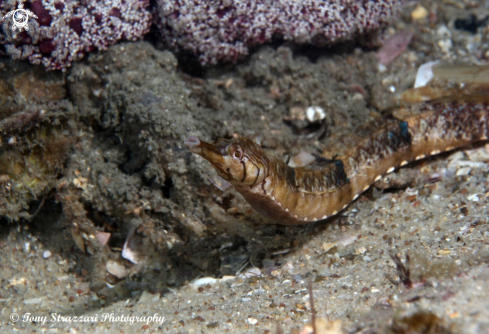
232 147 244 161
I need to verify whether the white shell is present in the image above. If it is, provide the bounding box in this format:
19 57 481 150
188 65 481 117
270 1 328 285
306 106 326 122
414 61 439 88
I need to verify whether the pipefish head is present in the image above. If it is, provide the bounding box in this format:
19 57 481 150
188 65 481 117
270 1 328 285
185 136 269 187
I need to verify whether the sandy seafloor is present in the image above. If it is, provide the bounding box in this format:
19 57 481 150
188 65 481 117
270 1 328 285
1 1 489 333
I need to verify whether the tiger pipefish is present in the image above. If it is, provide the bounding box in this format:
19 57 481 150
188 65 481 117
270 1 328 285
185 98 489 225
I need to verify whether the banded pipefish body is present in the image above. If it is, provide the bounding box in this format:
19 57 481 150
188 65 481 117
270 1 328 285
185 97 489 225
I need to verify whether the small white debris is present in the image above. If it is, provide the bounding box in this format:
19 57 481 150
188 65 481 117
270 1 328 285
438 39 452 54
190 275 235 289
352 93 364 101
426 173 442 183
219 242 234 252
247 317 258 325
289 151 316 167
378 63 387 72
306 106 326 122
23 297 45 305
9 277 26 286
8 137 16 145
241 298 251 302
270 249 291 256
465 145 489 162
414 61 439 88
449 160 486 169
106 260 127 279
239 267 262 278
456 167 471 176
448 151 465 161
73 177 88 190
436 25 452 38
341 208 359 217
122 227 139 264
467 193 482 202
43 250 52 259
338 235 357 246
92 88 103 98
321 242 336 252
405 187 418 196
190 277 218 287
355 246 367 255
459 225 471 234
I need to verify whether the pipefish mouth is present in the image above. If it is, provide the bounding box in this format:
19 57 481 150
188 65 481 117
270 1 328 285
185 98 489 225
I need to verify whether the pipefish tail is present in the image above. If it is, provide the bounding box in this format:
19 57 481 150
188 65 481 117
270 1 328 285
185 98 489 225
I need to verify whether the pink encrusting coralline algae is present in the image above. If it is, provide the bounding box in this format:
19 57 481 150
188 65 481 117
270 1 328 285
0 0 151 70
156 0 405 64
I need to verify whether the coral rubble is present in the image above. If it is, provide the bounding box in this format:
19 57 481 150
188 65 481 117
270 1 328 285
0 63 76 221
0 0 151 70
156 0 404 64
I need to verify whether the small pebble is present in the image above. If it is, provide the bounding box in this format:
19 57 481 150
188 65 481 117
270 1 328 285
411 4 428 21
289 106 306 120
355 246 367 255
456 167 471 176
436 25 452 38
438 39 452 53
106 260 127 279
95 232 111 246
43 250 52 259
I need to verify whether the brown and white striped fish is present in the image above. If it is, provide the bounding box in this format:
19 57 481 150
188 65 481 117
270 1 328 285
185 97 489 225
